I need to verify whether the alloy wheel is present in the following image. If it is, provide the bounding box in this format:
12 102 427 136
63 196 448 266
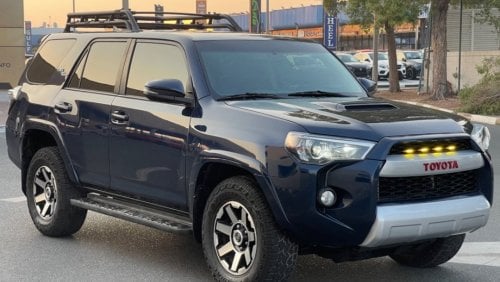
32 166 57 220
213 201 257 275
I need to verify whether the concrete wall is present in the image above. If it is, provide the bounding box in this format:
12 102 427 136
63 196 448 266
0 0 25 89
448 51 500 90
422 50 500 93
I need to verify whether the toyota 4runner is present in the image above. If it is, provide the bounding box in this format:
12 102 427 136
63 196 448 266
6 10 493 281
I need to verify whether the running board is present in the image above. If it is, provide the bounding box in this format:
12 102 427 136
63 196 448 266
71 193 192 234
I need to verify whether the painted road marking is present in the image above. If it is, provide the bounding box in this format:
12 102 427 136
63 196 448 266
451 242 500 267
0 196 26 203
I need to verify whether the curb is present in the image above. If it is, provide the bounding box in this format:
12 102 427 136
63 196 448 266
393 100 500 125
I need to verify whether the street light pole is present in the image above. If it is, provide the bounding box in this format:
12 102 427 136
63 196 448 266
122 0 129 10
458 0 463 92
72 0 75 13
266 0 270 33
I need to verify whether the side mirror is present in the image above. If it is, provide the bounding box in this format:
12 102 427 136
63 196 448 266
402 57 407 62
144 79 192 104
364 58 370 62
358 78 377 97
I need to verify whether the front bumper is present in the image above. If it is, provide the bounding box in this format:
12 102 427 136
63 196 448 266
361 195 490 247
269 135 493 249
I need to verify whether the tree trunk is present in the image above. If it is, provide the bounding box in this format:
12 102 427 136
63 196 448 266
430 0 450 100
385 21 400 93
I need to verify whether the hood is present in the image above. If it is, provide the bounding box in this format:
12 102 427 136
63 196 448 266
345 62 370 69
227 97 467 141
409 59 423 64
377 60 389 67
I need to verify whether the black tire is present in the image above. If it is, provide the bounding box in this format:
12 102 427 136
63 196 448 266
407 67 415 80
390 234 465 268
26 146 87 237
202 176 298 281
398 71 404 80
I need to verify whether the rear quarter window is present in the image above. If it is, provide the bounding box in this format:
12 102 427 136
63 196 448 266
26 39 76 84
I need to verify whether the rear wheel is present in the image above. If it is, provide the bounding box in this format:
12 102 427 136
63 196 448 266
390 234 465 268
26 147 87 237
202 176 298 281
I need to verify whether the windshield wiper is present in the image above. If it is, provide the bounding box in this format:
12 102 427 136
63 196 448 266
287 91 350 97
217 93 282 101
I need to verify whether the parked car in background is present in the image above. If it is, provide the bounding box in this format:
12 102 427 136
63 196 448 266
397 50 422 80
354 51 406 80
336 53 372 78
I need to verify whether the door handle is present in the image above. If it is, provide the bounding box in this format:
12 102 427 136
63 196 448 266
111 111 129 124
54 102 72 113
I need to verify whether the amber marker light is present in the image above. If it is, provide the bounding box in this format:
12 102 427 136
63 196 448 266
419 147 430 153
403 148 415 154
433 146 443 152
446 145 457 151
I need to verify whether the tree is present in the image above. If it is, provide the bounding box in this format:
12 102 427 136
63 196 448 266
323 0 346 16
430 0 500 100
346 0 425 93
429 0 450 100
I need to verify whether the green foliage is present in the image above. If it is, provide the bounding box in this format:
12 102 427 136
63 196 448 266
459 57 500 115
323 0 347 16
346 0 426 29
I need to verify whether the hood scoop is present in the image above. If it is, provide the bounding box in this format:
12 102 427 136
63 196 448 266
314 102 398 112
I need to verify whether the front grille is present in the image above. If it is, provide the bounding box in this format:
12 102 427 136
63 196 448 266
378 170 478 203
353 68 368 77
390 138 473 155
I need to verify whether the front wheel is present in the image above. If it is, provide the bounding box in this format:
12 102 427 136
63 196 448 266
202 176 298 281
26 147 87 237
390 234 465 268
407 68 415 80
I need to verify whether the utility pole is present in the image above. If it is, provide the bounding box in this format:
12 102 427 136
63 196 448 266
266 0 270 33
122 0 129 10
72 0 75 13
458 0 463 92
372 13 379 82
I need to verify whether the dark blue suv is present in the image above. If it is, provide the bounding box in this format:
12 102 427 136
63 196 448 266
6 10 493 281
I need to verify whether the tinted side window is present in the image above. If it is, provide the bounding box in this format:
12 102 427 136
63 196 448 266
27 39 76 84
126 42 189 96
67 51 87 88
80 41 127 93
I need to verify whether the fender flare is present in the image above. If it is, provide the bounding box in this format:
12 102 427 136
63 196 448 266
21 118 80 187
188 149 292 229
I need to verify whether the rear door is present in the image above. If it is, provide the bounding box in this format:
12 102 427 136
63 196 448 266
109 40 192 209
55 39 129 188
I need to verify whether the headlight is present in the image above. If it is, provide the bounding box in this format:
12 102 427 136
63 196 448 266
471 124 491 150
285 132 376 164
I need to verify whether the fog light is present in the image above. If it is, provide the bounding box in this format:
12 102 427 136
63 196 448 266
318 189 336 207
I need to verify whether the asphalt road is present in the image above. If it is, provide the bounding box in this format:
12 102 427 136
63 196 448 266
1 125 499 281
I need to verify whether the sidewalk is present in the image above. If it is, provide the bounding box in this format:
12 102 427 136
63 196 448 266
392 99 500 125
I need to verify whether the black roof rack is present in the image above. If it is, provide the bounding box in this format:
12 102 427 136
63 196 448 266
64 9 243 32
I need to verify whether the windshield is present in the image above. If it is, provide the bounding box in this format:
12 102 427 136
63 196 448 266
368 52 388 60
196 40 366 99
404 51 422 60
337 53 360 63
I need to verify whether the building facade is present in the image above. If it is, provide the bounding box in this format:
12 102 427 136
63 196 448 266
0 0 25 89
